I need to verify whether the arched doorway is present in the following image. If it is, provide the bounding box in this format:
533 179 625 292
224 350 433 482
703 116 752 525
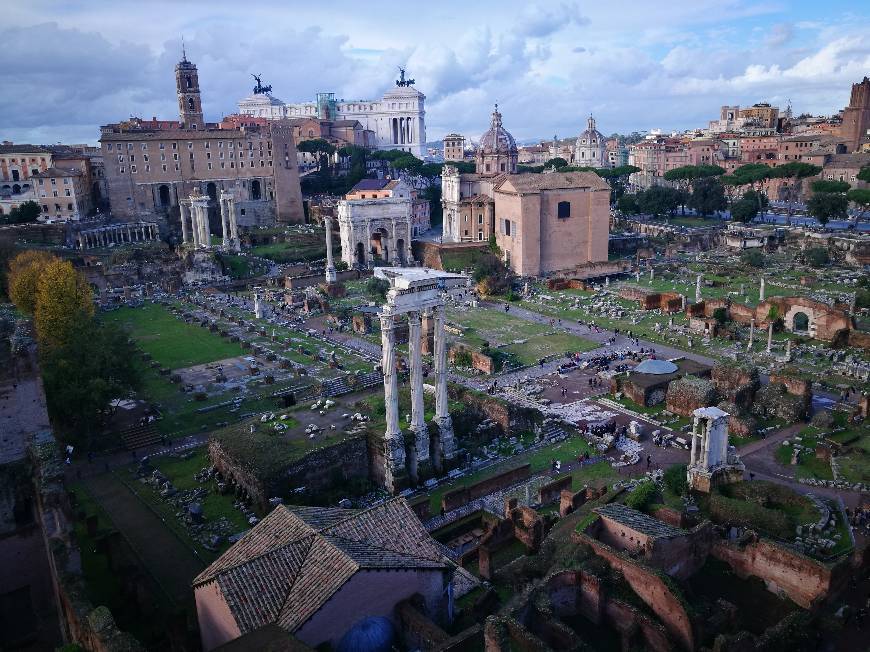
370 228 388 264
250 179 261 201
396 238 406 265
206 182 217 202
355 242 366 267
158 184 171 207
792 312 809 332
12 184 20 194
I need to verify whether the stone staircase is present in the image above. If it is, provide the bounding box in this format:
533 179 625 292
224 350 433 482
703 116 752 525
120 421 161 451
322 370 384 397
539 421 570 442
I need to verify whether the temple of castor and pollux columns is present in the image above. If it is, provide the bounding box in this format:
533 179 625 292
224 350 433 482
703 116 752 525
372 266 471 492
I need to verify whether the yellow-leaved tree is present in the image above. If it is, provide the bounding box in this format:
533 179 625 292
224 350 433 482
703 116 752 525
8 250 57 314
34 259 94 348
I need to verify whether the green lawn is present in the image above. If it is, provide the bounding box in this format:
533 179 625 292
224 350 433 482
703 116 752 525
103 303 244 369
503 332 598 365
773 427 835 481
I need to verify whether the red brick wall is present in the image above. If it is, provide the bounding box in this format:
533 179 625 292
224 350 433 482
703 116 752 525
441 464 532 512
538 475 572 505
710 538 839 609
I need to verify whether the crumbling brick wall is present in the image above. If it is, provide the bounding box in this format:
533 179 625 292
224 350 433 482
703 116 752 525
441 464 531 512
665 376 719 417
538 475 572 505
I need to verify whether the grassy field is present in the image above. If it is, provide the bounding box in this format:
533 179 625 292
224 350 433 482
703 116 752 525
446 305 599 365
774 426 834 481
103 303 244 369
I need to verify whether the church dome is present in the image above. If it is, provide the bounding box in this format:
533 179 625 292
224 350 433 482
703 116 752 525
480 104 517 154
575 115 604 148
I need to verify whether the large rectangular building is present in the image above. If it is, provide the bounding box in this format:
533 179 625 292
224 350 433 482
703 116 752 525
100 55 303 225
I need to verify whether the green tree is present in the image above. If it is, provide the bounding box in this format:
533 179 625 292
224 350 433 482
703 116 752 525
769 162 821 215
544 157 568 169
811 179 851 194
638 185 681 218
804 247 829 267
731 199 758 223
740 249 765 268
34 259 94 349
617 194 640 215
728 163 773 219
41 320 140 447
858 165 870 183
807 192 848 226
365 276 390 300
297 138 336 172
473 252 513 297
8 250 58 314
712 307 728 324
424 184 442 227
689 177 727 216
663 464 688 496
847 188 870 220
2 200 42 224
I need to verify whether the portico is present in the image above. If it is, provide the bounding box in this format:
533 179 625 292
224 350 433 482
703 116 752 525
375 267 468 492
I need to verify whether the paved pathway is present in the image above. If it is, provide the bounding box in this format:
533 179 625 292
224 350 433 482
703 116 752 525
82 472 205 604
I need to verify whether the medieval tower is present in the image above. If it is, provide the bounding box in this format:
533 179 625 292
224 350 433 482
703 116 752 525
175 48 204 129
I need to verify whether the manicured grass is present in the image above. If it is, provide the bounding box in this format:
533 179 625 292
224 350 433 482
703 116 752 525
503 332 598 365
103 303 244 369
440 247 489 272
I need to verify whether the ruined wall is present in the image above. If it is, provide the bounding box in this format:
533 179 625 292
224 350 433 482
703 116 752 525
711 537 842 609
537 475 572 505
448 343 495 375
574 532 695 651
441 464 531 512
448 386 539 437
665 376 718 417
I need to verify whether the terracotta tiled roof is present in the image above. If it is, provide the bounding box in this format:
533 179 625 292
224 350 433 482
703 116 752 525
194 498 447 635
496 171 610 193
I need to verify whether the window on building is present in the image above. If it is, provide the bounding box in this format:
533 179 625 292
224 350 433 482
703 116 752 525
107 143 113 151
478 231 483 240
131 165 136 173
187 142 193 149
557 201 571 218
55 203 60 211
42 204 48 212
205 142 210 149
173 153 178 161
162 164 167 172
485 163 491 172
65 189 71 196
172 142 177 150
141 143 147 150
67 203 72 211
159 142 165 149
503 219 511 236
478 214 483 224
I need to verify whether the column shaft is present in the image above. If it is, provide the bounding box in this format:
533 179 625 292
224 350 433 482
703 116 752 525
408 312 428 458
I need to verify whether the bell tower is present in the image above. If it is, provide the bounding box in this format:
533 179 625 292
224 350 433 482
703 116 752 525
175 45 203 129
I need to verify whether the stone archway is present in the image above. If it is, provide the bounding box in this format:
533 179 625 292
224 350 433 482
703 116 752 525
250 179 261 201
370 228 389 264
158 184 171 207
396 238 406 265
792 311 809 332
206 182 217 202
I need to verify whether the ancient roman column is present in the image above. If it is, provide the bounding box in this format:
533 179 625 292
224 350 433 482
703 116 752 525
219 192 231 249
380 312 406 492
766 322 773 353
701 419 712 469
689 416 699 466
180 200 191 244
759 277 766 302
407 311 430 480
784 338 792 362
325 215 337 284
227 194 240 251
432 303 456 466
695 274 702 303
649 268 654 281
747 318 755 350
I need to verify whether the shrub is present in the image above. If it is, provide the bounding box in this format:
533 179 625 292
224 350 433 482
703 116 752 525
804 247 829 268
712 307 728 325
708 494 790 539
625 481 657 511
454 350 473 367
740 249 764 268
663 464 688 496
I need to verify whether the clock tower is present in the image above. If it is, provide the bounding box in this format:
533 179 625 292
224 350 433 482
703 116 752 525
175 47 203 129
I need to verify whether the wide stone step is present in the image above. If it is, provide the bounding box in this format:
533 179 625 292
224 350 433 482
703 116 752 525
120 422 161 450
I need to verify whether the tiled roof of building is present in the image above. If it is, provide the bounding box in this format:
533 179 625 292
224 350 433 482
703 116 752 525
594 503 686 539
31 167 82 178
193 498 447 635
497 171 610 193
0 144 51 155
350 178 397 192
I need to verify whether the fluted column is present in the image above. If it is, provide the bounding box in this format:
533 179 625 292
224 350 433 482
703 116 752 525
408 311 429 482
227 194 240 251
766 322 773 353
380 312 406 493
431 303 456 467
180 200 191 244
689 417 699 466
219 192 231 249
325 215 337 284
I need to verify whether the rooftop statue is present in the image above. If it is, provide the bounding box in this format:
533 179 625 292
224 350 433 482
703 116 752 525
251 73 272 95
396 67 415 87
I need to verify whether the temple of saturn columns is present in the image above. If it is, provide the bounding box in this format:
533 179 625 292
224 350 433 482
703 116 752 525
76 221 159 249
179 192 240 251
375 267 470 492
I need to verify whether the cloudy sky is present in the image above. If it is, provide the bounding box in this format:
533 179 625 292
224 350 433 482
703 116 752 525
3 0 870 146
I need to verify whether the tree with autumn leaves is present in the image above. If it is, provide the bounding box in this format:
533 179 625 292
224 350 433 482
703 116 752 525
7 251 139 447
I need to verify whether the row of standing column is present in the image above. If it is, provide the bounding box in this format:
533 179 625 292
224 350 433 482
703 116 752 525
180 194 239 250
78 224 156 249
380 304 456 493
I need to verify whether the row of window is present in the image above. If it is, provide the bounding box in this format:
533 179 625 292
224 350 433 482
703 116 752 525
118 150 271 164
2 157 47 165
42 203 74 212
39 189 72 197
107 140 271 151
119 159 273 174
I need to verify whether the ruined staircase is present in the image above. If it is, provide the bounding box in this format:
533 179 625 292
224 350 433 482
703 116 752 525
120 421 162 451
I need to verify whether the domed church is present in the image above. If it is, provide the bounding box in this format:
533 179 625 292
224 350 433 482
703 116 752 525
475 104 518 176
573 115 607 167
